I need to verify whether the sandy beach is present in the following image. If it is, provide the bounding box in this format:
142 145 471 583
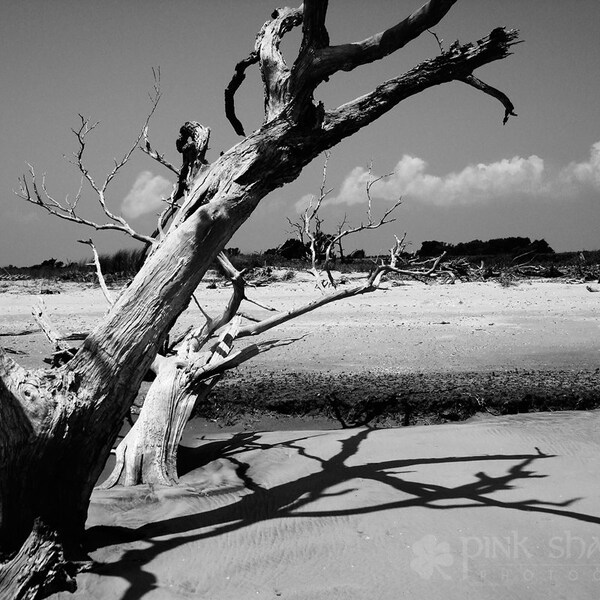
1 275 598 373
65 411 600 599
1 276 599 599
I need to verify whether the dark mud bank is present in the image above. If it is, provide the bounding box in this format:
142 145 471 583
202 367 600 428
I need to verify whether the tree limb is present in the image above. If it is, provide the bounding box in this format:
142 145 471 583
14 75 164 246
237 277 376 339
154 121 212 237
305 0 457 84
180 252 247 356
225 51 260 136
299 0 330 54
324 28 520 140
15 165 155 245
174 122 210 200
225 6 302 133
258 7 303 121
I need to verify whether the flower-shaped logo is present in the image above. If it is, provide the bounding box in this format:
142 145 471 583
410 534 454 580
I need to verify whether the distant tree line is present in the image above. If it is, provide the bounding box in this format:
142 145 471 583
2 237 556 277
418 237 554 257
263 237 366 262
4 249 145 278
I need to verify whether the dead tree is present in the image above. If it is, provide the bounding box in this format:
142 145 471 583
298 157 402 289
100 163 428 488
0 1 519 597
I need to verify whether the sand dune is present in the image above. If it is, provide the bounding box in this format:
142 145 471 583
53 410 600 599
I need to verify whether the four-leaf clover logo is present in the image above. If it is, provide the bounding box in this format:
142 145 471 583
410 534 454 580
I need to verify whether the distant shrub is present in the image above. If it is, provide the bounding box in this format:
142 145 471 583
345 249 365 261
279 238 309 260
418 237 555 257
98 248 145 276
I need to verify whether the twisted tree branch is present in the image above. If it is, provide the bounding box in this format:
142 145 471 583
323 28 520 140
460 72 517 124
225 52 259 136
306 0 457 83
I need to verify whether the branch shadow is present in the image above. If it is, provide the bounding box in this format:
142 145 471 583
85 429 599 600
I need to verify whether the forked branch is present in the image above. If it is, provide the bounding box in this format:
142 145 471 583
321 167 402 285
15 82 164 245
325 28 520 139
226 6 302 133
15 165 154 244
301 0 457 83
225 1 518 138
295 156 402 289
225 52 260 136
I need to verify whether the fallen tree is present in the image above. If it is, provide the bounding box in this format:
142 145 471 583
0 1 519 597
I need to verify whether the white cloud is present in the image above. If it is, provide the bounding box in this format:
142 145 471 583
316 141 600 209
293 193 318 213
121 171 173 218
559 141 600 189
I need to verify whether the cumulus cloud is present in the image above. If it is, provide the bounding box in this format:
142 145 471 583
559 141 600 189
121 171 173 218
311 141 600 209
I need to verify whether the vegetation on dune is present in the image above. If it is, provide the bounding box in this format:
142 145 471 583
418 236 555 257
2 243 598 284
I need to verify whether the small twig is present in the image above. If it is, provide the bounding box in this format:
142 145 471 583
237 311 261 323
78 239 114 306
427 29 444 52
140 127 180 176
244 296 278 312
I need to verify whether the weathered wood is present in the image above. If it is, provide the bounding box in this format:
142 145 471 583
77 239 114 306
101 318 252 487
31 298 63 348
0 521 76 600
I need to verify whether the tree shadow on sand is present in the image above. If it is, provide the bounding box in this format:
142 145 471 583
85 428 600 600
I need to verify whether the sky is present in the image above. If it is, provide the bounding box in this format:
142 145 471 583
1 0 599 266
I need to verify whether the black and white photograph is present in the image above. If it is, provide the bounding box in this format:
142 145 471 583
1 1 599 598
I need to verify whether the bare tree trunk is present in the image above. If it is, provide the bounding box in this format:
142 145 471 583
100 359 189 487
100 344 231 487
